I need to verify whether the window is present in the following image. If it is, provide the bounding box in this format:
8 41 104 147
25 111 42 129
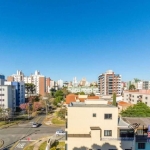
104 114 112 119
145 97 148 99
138 143 145 149
0 94 4 96
104 130 112 136
145 102 147 105
93 113 96 117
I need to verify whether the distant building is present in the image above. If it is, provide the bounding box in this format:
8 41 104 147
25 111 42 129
98 70 121 96
68 86 99 94
8 70 51 96
124 90 150 106
5 81 25 107
57 79 63 88
0 85 16 111
72 77 78 87
0 74 5 85
65 94 100 104
7 70 24 82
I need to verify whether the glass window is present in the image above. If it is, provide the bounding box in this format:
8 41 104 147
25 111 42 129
138 143 145 149
104 114 112 119
104 130 112 136
93 113 96 117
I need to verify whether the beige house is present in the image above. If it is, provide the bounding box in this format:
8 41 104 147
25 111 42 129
124 90 150 106
65 101 134 150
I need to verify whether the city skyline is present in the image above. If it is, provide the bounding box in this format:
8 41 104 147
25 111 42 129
1 0 150 81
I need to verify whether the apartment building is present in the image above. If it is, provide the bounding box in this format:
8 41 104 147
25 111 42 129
57 79 63 88
4 81 25 107
0 74 5 85
7 70 50 96
65 101 134 150
98 70 121 96
68 86 99 94
0 85 16 111
124 90 150 106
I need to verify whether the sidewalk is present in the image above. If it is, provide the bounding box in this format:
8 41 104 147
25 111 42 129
24 135 65 150
33 136 49 150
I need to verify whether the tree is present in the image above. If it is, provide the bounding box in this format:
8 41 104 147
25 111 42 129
89 92 95 96
50 88 56 98
120 102 150 117
113 93 117 106
54 90 64 98
79 92 85 95
57 109 66 119
129 84 136 90
25 83 36 97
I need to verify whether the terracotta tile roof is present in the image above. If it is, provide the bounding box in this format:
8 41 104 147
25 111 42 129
118 101 133 107
88 96 99 99
66 94 100 104
66 94 78 104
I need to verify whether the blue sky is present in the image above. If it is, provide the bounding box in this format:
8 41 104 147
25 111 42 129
0 0 150 82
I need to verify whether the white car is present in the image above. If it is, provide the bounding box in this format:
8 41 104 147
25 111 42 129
55 130 66 136
32 123 38 128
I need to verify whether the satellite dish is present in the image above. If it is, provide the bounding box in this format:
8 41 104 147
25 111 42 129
128 123 140 130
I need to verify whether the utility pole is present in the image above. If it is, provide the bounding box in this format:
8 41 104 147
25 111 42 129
43 97 48 119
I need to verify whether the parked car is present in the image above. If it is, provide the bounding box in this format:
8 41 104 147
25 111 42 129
55 130 66 136
32 123 38 128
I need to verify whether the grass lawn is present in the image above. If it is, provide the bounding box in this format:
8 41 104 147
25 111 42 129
51 112 65 125
24 145 34 150
39 141 65 150
50 141 65 150
51 118 65 125
0 121 19 127
38 141 47 150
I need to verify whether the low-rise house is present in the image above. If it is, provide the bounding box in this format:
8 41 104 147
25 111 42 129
118 101 133 113
124 90 150 106
65 100 134 150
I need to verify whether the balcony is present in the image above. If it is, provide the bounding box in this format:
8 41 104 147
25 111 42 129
136 135 150 142
101 137 134 141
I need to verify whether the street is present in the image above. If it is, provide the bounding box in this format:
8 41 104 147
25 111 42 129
0 114 65 150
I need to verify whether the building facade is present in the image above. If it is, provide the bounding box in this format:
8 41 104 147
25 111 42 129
57 79 63 88
0 74 5 85
98 70 121 96
65 101 134 150
0 85 16 111
8 70 51 96
123 90 150 106
68 86 99 94
4 81 25 107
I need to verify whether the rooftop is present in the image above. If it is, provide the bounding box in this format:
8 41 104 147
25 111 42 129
68 102 116 108
122 117 150 128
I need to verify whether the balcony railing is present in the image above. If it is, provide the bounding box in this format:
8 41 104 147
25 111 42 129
136 135 150 142
101 137 134 141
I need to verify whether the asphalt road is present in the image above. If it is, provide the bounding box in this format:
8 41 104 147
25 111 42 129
0 114 65 150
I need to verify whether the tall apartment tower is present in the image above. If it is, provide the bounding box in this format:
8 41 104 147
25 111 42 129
98 70 121 96
7 70 24 82
0 74 5 85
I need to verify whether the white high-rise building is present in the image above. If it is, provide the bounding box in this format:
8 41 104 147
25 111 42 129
8 70 48 96
57 79 63 88
11 70 24 82
4 81 25 106
73 77 78 87
0 85 16 111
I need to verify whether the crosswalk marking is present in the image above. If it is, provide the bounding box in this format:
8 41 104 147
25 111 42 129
16 143 26 149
